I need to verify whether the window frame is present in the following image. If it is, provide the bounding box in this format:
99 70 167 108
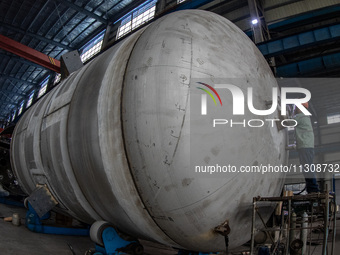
116 0 156 39
327 113 340 124
26 92 34 108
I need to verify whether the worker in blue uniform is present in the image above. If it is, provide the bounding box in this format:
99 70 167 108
294 102 320 194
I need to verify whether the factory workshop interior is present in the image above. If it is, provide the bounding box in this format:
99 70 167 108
0 0 340 254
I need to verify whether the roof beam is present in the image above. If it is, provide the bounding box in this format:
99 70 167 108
0 34 61 73
72 20 103 49
49 5 89 49
54 0 107 24
0 90 26 98
0 22 73 51
1 74 38 88
257 23 340 58
0 53 49 70
27 0 52 32
0 99 19 107
108 0 146 23
75 0 146 49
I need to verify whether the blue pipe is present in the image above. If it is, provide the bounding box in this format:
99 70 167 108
257 23 340 57
246 5 340 37
268 5 340 31
276 51 340 77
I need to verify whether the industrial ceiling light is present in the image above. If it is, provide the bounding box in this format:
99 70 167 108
252 19 258 25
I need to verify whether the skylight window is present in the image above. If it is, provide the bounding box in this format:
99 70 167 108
54 73 61 85
11 111 16 121
38 76 50 98
80 30 105 63
18 102 24 115
177 0 186 3
118 19 132 39
116 0 156 39
327 113 340 124
26 92 34 108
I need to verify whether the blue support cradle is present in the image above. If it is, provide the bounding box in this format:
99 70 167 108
25 202 89 236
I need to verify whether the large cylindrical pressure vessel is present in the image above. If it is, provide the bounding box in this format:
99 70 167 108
11 10 287 252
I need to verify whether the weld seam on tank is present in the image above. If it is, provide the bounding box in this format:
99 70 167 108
94 29 179 246
11 91 55 194
43 64 102 220
62 60 104 221
119 23 180 247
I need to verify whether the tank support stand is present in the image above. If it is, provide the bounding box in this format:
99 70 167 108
25 202 90 235
89 221 143 255
250 191 336 255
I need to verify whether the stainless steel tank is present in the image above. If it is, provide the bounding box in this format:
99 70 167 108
10 10 287 252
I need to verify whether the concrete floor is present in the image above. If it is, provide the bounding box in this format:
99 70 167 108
0 203 94 255
0 202 177 255
0 202 339 255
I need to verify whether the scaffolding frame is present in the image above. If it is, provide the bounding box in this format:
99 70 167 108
250 192 336 255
